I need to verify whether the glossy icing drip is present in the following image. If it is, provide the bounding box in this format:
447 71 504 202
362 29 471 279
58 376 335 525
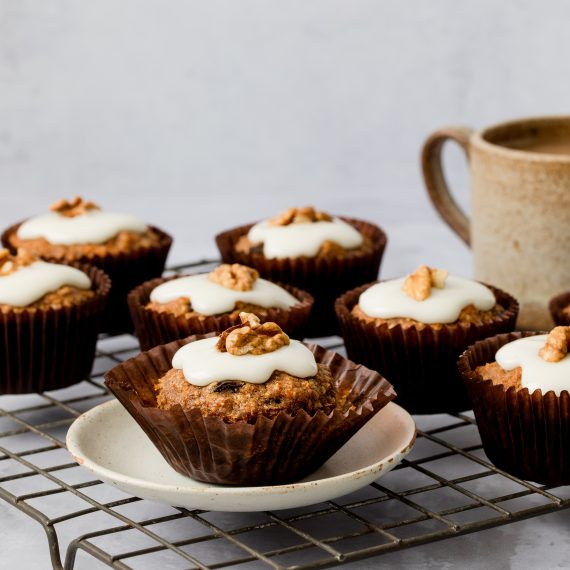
17 210 147 245
0 261 91 307
150 274 298 315
247 217 363 259
496 335 570 396
359 275 496 324
172 337 318 386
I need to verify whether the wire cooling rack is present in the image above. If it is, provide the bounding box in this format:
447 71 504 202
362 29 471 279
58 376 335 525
1 259 570 570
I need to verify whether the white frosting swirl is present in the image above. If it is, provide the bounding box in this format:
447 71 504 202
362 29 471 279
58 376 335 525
496 335 570 396
247 217 363 259
0 261 91 307
150 274 298 316
172 337 318 386
17 210 147 245
359 275 496 324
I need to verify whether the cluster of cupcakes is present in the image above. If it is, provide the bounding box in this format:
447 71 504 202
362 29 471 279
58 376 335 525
3 198 570 487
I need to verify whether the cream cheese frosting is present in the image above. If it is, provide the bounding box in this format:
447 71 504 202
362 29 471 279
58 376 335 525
0 261 91 307
496 335 570 396
247 218 363 259
150 274 298 315
17 210 148 245
172 337 318 386
359 275 496 324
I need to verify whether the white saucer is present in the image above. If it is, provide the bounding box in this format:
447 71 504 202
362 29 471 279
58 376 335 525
67 400 416 512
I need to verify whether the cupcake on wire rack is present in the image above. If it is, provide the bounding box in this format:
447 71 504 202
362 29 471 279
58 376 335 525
128 263 313 350
1 196 172 333
335 264 519 414
215 206 387 337
105 312 396 486
0 248 110 394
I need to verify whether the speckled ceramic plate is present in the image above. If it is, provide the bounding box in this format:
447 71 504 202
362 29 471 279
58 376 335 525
66 400 416 512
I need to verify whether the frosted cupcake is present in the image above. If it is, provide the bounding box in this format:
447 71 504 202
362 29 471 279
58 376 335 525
2 196 172 332
215 206 387 336
335 264 518 413
105 313 395 485
459 327 570 485
128 263 313 350
0 249 110 393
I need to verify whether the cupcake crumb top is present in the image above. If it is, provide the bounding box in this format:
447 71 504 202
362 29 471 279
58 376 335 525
216 312 290 356
49 196 100 218
402 264 448 301
0 248 36 276
208 263 258 291
269 206 332 226
539 326 570 362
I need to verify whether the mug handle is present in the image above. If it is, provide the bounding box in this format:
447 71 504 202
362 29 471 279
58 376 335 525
421 126 473 246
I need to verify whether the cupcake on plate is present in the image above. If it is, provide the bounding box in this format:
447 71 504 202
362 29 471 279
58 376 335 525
335 264 519 414
1 196 172 333
128 263 313 350
215 206 387 337
459 327 570 485
104 312 396 486
0 248 110 394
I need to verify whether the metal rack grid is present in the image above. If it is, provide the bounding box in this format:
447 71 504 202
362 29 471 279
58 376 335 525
1 259 570 570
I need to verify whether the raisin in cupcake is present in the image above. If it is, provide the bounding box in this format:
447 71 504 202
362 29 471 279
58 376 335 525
128 263 313 351
336 264 519 414
459 327 570 485
104 313 395 485
215 206 387 336
0 248 110 394
2 196 172 333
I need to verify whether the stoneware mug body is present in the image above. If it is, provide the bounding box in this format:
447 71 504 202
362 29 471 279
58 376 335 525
422 116 570 330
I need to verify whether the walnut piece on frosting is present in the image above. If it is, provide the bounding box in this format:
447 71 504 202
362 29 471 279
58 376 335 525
208 264 259 291
269 206 332 226
0 248 36 276
539 326 570 362
216 312 290 356
49 196 100 218
402 264 448 302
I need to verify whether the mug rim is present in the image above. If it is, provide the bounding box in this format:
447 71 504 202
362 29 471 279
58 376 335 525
472 115 570 163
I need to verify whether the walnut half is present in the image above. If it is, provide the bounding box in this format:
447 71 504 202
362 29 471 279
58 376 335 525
539 326 570 363
216 312 290 356
208 264 259 291
49 196 100 218
402 264 448 301
269 206 332 226
0 248 36 276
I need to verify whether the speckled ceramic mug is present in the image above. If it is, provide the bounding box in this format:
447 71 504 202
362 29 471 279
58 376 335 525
422 116 570 330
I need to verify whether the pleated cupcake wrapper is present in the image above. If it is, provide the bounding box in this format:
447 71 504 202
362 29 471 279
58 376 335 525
215 217 387 337
128 275 315 351
335 283 519 415
104 335 396 486
458 331 570 486
0 263 110 394
2 222 173 334
549 291 570 326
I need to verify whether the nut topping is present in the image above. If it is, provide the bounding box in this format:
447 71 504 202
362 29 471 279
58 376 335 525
208 264 259 291
49 196 100 218
269 206 332 226
539 326 570 363
402 264 448 301
0 248 36 276
216 312 290 356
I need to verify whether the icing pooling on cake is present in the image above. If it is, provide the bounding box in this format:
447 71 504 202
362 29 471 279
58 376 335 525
172 337 318 386
150 274 298 315
496 335 570 396
17 210 148 245
359 275 495 324
0 261 91 307
247 218 363 259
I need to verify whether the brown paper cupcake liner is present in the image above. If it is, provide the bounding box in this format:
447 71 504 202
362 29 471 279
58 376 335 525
549 290 570 326
0 263 110 394
215 217 387 337
335 282 519 414
128 275 314 351
2 222 172 334
104 335 396 486
458 331 570 486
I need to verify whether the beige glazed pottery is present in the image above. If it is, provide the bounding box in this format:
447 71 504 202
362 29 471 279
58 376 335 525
422 116 570 330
